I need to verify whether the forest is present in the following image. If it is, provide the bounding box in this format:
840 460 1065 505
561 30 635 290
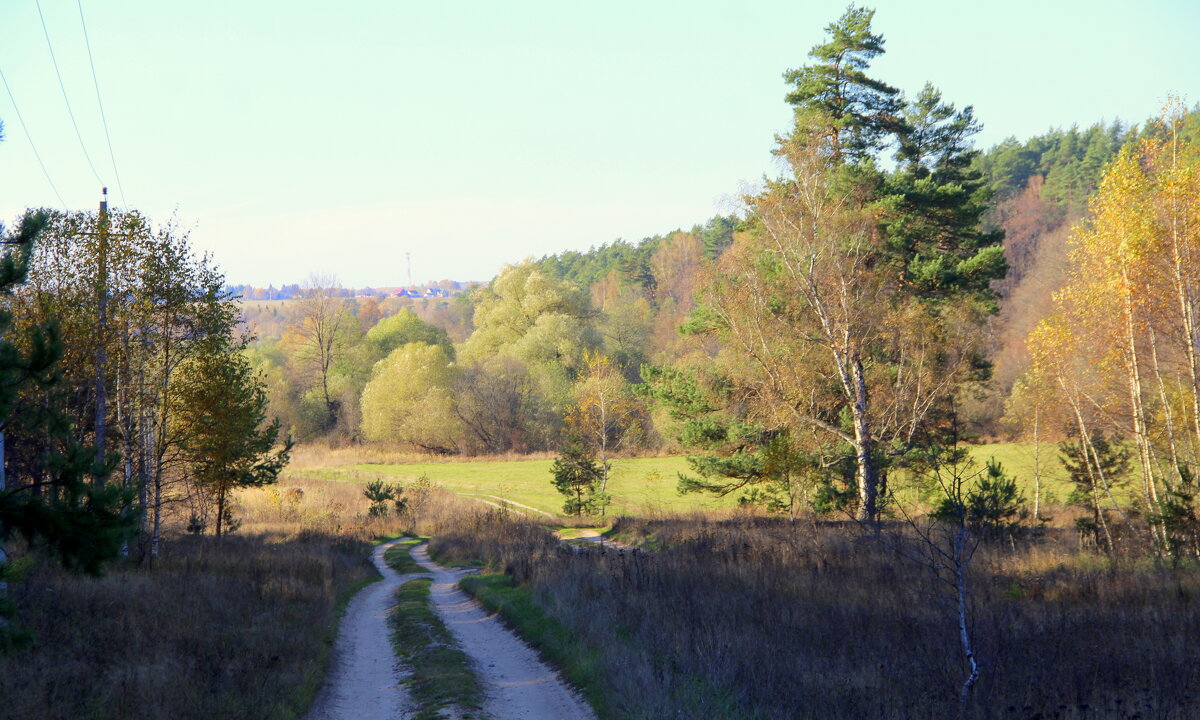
2 4 1199 720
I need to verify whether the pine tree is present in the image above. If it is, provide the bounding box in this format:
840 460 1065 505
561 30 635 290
783 4 903 163
1059 433 1131 551
880 83 1007 305
549 438 606 516
174 341 291 537
668 7 1004 525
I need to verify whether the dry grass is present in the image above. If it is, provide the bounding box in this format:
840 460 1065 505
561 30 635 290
431 510 1200 720
287 443 559 470
0 530 374 720
0 478 482 720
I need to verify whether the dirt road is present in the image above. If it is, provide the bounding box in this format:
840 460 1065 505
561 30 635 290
304 539 420 720
411 543 598 720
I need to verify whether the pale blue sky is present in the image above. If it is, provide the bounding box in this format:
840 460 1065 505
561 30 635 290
1 1 1196 286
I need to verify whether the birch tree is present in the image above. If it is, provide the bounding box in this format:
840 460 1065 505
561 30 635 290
1022 105 1200 550
566 352 644 514
657 8 1004 523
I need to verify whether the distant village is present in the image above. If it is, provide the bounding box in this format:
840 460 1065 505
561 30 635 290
226 280 477 301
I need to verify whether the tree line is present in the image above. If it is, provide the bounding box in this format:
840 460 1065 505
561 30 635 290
239 7 1200 543
0 203 289 628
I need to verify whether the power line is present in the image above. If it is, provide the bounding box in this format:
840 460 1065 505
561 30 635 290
35 0 106 189
0 65 68 210
76 0 125 207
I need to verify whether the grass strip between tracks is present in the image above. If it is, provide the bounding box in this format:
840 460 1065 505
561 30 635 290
383 536 428 574
388 577 486 720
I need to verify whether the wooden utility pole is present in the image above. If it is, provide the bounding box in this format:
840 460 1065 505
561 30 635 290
0 430 7 630
94 187 109 482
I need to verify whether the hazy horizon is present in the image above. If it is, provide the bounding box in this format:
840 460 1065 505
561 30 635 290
2 0 1197 286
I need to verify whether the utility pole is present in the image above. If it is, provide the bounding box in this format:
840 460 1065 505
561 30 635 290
0 431 6 629
95 187 109 481
406 251 412 288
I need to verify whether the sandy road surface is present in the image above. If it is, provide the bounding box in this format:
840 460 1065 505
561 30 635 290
411 544 598 720
304 539 422 720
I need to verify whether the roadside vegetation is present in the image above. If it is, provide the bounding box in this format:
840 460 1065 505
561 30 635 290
0 479 475 720
434 510 1200 720
0 530 375 720
459 573 615 718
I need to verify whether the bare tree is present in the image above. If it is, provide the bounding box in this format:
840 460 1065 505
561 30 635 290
294 274 349 430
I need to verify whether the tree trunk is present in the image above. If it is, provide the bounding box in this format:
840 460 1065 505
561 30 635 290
118 350 133 558
139 404 150 540
1032 403 1042 520
955 524 979 716
151 457 161 561
216 487 225 537
598 398 609 517
1120 272 1162 545
850 355 878 524
1148 325 1184 483
1070 403 1114 552
1165 139 1200 451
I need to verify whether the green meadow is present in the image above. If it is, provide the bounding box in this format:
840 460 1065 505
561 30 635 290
286 442 1106 518
287 455 734 516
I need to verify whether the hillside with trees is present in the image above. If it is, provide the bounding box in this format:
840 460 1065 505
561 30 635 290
3 4 1199 720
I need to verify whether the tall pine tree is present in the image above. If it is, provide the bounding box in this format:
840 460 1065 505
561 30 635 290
783 5 903 163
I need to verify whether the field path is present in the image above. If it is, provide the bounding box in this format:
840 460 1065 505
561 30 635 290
411 543 598 720
304 539 421 720
460 492 556 517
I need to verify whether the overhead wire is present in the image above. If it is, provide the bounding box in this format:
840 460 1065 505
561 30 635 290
0 65 69 211
35 0 106 190
76 0 125 207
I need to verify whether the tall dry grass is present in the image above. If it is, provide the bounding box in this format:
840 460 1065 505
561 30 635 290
286 443 560 470
432 512 1200 720
0 477 480 720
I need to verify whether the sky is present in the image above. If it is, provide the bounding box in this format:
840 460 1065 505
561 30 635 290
1 0 1197 287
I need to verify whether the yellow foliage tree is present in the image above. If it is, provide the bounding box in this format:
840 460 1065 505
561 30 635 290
360 343 463 454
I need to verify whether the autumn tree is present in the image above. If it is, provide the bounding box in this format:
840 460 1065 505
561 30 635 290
454 356 540 453
460 261 600 446
9 208 248 558
290 275 354 432
462 261 598 376
566 352 644 514
1023 105 1200 550
0 211 136 638
360 343 463 454
364 307 453 361
660 8 1004 523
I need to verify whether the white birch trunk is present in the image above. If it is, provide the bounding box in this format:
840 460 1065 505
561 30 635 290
851 355 878 523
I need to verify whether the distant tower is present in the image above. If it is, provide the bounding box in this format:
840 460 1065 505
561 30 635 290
406 252 412 288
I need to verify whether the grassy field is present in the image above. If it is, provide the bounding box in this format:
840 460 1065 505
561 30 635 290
287 455 738 516
286 442 1106 518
